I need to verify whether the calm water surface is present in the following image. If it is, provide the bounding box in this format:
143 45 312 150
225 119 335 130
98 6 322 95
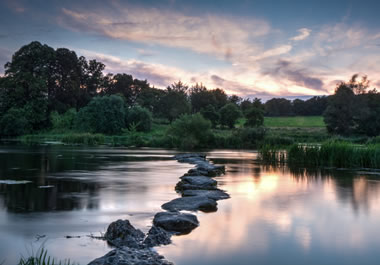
1 145 380 265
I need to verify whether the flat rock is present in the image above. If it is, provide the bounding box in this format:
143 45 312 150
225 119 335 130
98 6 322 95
153 212 199 234
88 247 173 265
176 176 217 191
143 225 172 247
104 219 145 248
181 189 230 200
162 196 217 212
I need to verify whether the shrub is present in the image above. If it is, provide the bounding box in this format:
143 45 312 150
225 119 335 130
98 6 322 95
127 106 153 132
0 108 31 136
50 108 77 132
74 95 126 134
233 127 266 148
167 113 212 149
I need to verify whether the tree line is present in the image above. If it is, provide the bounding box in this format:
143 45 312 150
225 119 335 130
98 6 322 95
0 41 378 139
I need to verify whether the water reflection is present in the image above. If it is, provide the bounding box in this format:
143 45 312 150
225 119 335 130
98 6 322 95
2 147 380 265
159 150 380 265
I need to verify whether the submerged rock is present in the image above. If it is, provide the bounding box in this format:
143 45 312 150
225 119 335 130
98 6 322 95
88 247 173 265
181 189 230 200
162 196 217 212
104 219 145 248
176 176 217 191
143 225 172 247
153 212 199 234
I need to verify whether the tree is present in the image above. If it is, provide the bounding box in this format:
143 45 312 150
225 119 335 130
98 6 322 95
158 83 191 121
75 95 126 134
219 103 242 128
245 107 264 127
265 98 293 116
323 83 357 135
167 113 212 149
200 105 220 128
127 106 153 132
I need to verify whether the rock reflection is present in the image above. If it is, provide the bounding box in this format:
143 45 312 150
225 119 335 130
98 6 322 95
159 154 380 265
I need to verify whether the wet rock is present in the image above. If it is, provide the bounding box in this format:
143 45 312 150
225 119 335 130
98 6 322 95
183 168 209 176
162 196 217 212
176 176 217 191
196 163 225 177
104 219 145 248
181 189 230 200
143 225 172 247
88 247 173 265
153 212 199 234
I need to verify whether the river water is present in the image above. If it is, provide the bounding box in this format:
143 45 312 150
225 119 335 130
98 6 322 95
1 145 380 264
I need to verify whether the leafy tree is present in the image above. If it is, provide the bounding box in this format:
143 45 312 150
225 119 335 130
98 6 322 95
158 83 190 121
265 98 293 116
200 105 220 128
127 106 153 132
0 108 31 136
167 113 212 149
75 95 126 134
219 103 242 128
323 83 357 135
135 86 165 115
245 107 264 127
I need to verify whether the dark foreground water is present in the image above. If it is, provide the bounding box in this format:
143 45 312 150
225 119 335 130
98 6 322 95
1 145 380 264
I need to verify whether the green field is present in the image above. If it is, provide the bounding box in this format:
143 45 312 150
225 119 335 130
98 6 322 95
264 116 325 128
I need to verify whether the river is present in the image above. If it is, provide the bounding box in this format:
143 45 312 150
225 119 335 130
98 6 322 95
1 145 380 264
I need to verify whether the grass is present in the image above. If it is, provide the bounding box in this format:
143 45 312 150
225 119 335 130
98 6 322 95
18 248 75 265
264 116 325 128
259 140 380 169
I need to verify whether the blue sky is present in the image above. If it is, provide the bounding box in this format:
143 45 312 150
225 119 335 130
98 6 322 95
0 0 379 98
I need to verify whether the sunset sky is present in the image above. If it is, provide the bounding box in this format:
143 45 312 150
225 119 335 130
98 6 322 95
0 0 379 99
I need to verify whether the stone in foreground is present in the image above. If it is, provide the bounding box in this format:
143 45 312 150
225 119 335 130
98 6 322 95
176 176 217 191
153 212 199 234
143 225 172 247
162 196 217 212
104 219 145 248
88 247 173 265
181 189 230 200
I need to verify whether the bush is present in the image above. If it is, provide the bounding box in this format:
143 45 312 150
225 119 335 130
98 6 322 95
0 108 31 136
50 108 77 132
219 103 242 128
61 133 104 145
233 127 266 148
74 95 126 134
167 113 212 149
127 106 153 132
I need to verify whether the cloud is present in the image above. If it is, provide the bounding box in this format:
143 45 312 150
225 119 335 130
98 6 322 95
250 45 292 61
58 5 271 62
264 60 326 93
290 28 311 41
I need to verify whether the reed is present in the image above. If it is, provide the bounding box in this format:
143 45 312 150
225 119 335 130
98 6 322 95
18 248 75 265
260 141 380 169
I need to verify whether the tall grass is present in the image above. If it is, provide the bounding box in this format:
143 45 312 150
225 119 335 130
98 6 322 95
18 248 75 265
261 141 380 169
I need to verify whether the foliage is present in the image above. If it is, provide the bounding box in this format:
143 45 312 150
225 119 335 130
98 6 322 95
219 103 242 128
61 133 104 145
167 113 212 149
233 127 266 148
265 98 293 116
200 105 220 128
74 95 126 134
158 84 191 121
18 248 75 265
0 108 31 136
50 109 77 132
127 106 152 132
245 107 264 127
